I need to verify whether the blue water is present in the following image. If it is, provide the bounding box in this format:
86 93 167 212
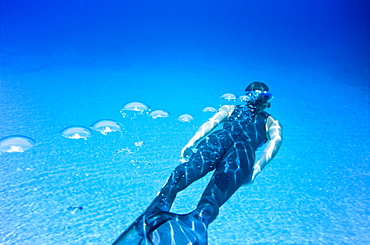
1 0 369 244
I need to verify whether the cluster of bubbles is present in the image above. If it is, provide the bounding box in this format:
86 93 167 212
120 101 197 122
58 100 213 142
1 92 247 153
115 140 145 155
60 119 122 140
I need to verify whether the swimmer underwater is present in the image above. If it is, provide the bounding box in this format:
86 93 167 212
113 81 283 245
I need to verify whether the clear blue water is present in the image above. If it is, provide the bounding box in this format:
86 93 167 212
1 0 369 244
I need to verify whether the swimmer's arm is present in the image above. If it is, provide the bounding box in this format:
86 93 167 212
180 105 234 161
252 115 283 180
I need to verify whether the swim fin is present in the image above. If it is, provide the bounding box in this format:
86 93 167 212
112 211 209 245
112 214 151 245
147 211 208 245
112 194 174 245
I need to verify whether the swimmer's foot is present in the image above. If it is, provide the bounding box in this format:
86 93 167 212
146 208 211 245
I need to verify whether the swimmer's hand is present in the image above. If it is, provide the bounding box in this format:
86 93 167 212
243 164 261 186
180 145 194 163
251 164 261 181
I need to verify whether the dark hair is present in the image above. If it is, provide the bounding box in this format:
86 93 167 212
245 82 271 110
245 81 269 92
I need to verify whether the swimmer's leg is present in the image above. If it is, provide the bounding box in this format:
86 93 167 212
194 142 255 225
144 141 222 217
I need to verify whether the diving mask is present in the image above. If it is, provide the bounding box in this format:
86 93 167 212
240 90 273 103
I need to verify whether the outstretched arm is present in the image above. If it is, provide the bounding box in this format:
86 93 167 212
180 105 234 162
252 115 283 180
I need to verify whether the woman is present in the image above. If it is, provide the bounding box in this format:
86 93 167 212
113 82 283 245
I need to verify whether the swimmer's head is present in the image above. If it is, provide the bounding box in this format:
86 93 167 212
245 82 272 110
245 81 269 92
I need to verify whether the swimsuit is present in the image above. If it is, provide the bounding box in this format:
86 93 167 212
150 104 269 222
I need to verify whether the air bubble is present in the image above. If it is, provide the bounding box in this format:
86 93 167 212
149 110 170 119
0 135 36 153
120 102 151 118
134 141 145 148
203 107 217 113
60 126 93 140
178 114 194 122
220 93 236 100
220 93 237 105
238 95 249 103
116 147 133 154
122 101 150 111
91 119 122 135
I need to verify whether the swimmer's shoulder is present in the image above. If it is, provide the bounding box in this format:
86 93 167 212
266 114 283 129
219 105 235 118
